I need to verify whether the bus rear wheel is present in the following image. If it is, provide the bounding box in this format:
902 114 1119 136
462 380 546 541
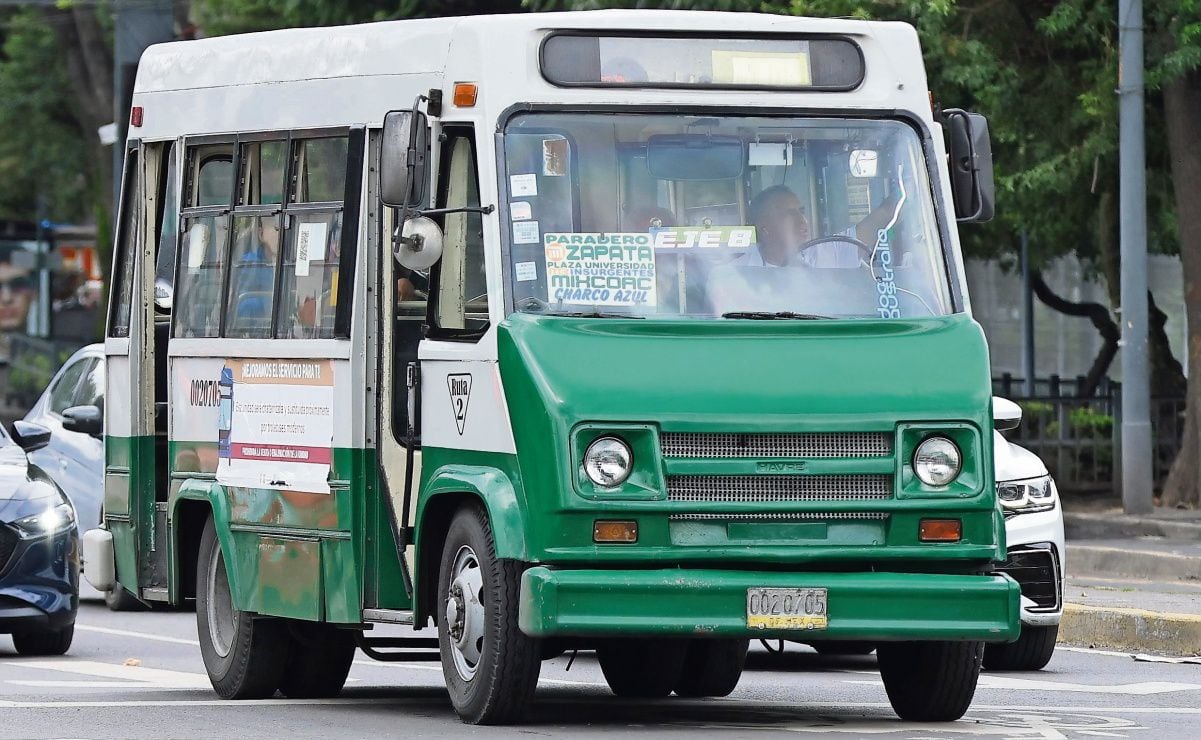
877 640 983 722
673 638 748 697
597 638 688 698
196 516 289 699
983 625 1057 671
437 504 540 725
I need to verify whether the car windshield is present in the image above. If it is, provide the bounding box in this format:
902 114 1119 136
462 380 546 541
502 113 951 319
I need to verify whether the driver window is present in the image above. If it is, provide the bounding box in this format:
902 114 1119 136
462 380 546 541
429 130 488 337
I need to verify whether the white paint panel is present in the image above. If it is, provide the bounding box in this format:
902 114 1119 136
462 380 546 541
105 355 133 438
420 360 515 454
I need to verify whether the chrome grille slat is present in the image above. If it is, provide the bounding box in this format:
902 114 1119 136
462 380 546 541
661 432 891 459
667 474 892 502
669 512 890 521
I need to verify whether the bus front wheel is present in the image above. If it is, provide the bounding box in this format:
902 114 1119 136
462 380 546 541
877 640 983 721
437 504 541 725
196 516 289 699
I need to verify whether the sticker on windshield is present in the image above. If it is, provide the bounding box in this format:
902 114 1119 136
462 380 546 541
509 173 538 197
651 226 755 251
510 201 532 221
542 138 568 177
515 261 538 282
543 233 657 307
513 220 540 245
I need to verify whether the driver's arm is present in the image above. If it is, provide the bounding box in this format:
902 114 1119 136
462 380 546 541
854 195 901 244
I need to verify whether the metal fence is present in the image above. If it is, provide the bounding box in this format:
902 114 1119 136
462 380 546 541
993 375 1185 495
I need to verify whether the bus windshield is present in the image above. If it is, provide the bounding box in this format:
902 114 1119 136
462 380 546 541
502 113 951 319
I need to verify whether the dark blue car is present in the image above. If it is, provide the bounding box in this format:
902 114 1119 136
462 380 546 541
0 420 78 655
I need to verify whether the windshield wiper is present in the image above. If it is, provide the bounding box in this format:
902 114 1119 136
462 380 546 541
552 310 644 319
721 311 831 320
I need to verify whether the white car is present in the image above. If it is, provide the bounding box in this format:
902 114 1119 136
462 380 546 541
986 398 1065 671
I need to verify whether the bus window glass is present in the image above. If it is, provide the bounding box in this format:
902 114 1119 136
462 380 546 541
432 134 488 334
226 215 280 338
196 157 233 207
240 140 287 206
174 213 231 337
292 137 347 203
276 211 341 338
503 113 949 320
154 144 179 311
109 150 139 337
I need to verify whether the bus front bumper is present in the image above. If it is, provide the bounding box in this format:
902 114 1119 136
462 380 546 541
519 568 1020 642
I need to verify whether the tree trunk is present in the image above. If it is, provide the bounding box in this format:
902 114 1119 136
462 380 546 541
1029 270 1119 398
1160 69 1201 508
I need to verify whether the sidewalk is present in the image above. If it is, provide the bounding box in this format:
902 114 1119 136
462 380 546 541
1058 505 1201 657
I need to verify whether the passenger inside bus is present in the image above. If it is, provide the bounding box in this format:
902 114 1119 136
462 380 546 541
228 219 280 333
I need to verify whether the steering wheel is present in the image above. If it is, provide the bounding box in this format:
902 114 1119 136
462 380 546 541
797 235 875 265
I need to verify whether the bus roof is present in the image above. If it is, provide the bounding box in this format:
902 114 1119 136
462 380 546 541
131 11 928 139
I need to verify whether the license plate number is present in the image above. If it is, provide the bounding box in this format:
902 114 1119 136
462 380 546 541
746 588 828 630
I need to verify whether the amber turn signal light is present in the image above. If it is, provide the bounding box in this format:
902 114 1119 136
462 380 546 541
593 520 638 543
919 518 962 542
453 82 478 107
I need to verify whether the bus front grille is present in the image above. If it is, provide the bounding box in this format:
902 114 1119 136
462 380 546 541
668 511 890 522
666 474 892 503
661 432 892 459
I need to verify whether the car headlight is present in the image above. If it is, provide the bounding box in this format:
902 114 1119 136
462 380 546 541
997 475 1056 514
12 501 76 539
912 436 962 487
583 437 633 488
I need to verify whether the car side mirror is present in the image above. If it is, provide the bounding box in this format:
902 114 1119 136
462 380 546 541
992 396 1022 432
944 109 995 223
381 109 429 209
62 405 103 437
11 420 51 452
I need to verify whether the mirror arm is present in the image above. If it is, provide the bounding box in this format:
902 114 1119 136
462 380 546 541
413 204 496 217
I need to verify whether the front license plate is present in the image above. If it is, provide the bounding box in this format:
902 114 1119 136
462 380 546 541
746 588 828 630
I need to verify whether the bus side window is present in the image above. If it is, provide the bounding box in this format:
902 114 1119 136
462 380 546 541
174 145 234 338
153 142 179 316
429 131 488 337
275 135 349 339
225 139 288 339
109 148 139 338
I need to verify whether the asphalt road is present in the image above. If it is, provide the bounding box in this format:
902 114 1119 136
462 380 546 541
1 599 1199 739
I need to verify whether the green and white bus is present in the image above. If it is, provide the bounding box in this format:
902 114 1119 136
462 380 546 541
83 9 1018 725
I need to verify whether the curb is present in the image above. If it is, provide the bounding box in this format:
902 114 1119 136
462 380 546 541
1067 544 1200 581
1064 511 1201 541
1059 602 1201 656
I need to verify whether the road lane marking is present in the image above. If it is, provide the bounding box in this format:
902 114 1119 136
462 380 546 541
349 659 606 687
76 624 200 646
843 674 1201 695
10 660 211 689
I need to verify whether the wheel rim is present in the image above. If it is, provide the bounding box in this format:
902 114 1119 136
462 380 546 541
206 542 236 658
444 545 485 682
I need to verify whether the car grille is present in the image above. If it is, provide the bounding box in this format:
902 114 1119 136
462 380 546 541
0 525 17 575
667 474 892 503
661 432 892 459
995 545 1061 612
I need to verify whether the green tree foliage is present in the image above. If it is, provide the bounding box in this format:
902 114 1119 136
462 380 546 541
0 10 91 223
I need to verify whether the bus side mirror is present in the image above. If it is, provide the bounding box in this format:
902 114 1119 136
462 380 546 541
944 109 995 223
381 110 429 209
992 396 1022 432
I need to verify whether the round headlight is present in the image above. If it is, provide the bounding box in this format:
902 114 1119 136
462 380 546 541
584 437 632 488
913 436 962 487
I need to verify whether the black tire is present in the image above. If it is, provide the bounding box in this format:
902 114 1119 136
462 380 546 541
597 638 688 698
105 586 148 612
196 516 289 699
437 504 541 725
12 624 74 656
811 641 876 656
673 638 748 697
877 641 983 722
278 622 358 699
983 625 1057 671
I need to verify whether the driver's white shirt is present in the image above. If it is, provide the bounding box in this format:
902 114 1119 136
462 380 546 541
740 228 861 269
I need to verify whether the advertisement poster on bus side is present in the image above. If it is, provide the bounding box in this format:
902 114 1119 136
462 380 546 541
543 232 657 307
215 358 334 494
